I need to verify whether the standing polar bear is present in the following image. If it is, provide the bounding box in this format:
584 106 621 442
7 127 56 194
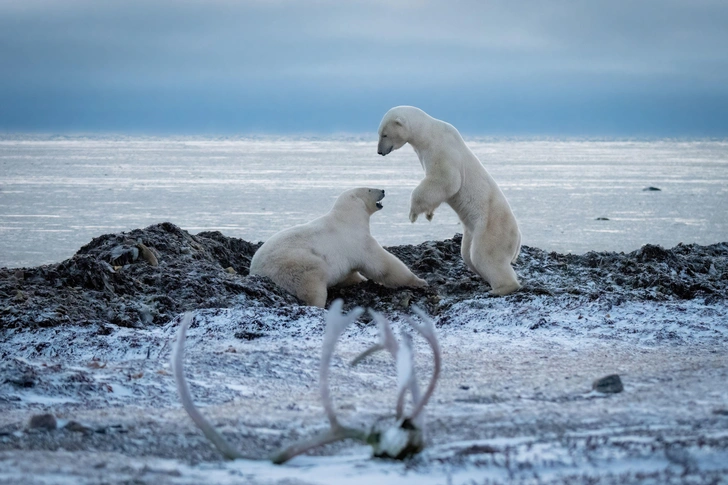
377 106 521 296
249 187 427 307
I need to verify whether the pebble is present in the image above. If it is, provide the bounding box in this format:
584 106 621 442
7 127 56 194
64 421 93 433
28 413 57 431
6 371 36 388
643 186 662 191
592 374 624 393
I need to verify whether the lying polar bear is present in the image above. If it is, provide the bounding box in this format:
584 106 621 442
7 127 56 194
377 106 521 296
249 188 427 307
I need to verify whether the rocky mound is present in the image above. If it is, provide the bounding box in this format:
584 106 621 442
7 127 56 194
1 222 726 329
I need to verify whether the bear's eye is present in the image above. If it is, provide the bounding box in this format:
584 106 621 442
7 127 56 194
381 134 387 138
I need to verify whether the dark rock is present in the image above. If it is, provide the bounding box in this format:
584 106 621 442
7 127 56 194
456 444 499 456
234 330 266 341
64 420 93 433
635 244 673 263
28 413 57 431
5 371 36 388
592 374 624 393
643 186 662 191
595 217 610 221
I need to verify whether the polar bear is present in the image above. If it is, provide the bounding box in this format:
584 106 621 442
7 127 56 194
249 187 427 307
377 106 521 296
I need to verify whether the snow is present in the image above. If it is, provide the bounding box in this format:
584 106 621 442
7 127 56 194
1 293 727 484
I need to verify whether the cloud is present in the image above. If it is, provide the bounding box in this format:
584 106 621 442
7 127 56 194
0 0 727 133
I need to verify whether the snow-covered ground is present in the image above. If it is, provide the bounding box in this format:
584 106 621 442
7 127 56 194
2 295 727 484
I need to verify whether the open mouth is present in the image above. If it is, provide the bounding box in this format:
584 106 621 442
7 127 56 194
375 190 385 210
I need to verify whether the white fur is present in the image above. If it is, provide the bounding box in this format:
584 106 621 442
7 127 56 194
249 188 427 307
377 106 521 295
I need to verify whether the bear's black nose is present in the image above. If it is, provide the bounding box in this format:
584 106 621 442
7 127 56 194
377 149 383 155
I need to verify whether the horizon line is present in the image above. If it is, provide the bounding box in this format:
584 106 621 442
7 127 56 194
1 131 727 142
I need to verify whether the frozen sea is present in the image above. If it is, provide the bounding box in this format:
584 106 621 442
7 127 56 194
0 135 727 268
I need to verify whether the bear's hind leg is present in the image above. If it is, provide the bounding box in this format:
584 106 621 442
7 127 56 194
469 236 521 296
294 269 329 308
486 265 521 296
460 228 477 274
335 271 367 287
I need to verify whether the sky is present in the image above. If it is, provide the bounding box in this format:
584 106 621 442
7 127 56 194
1 0 727 136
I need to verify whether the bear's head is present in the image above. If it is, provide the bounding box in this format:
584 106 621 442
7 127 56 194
377 107 411 156
336 188 385 216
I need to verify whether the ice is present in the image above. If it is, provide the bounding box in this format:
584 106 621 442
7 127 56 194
1 135 727 268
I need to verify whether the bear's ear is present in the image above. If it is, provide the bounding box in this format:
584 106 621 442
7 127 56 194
393 117 404 126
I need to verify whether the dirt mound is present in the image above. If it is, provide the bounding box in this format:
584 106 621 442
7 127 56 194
0 223 298 329
1 223 726 329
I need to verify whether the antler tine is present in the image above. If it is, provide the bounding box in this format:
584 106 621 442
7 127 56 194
373 309 400 356
172 313 248 460
350 343 385 366
320 299 363 429
271 300 367 464
351 309 399 366
395 331 416 420
271 424 366 465
404 306 441 423
371 310 425 421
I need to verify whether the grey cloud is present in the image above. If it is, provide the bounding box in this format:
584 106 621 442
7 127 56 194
2 0 727 89
0 0 726 133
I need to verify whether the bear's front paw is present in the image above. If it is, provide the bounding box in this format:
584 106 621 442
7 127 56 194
409 210 419 223
425 211 434 221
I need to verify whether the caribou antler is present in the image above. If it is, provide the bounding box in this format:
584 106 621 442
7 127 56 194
350 309 399 366
350 306 442 459
172 313 251 460
271 300 367 464
404 306 441 427
173 300 441 464
352 309 423 421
